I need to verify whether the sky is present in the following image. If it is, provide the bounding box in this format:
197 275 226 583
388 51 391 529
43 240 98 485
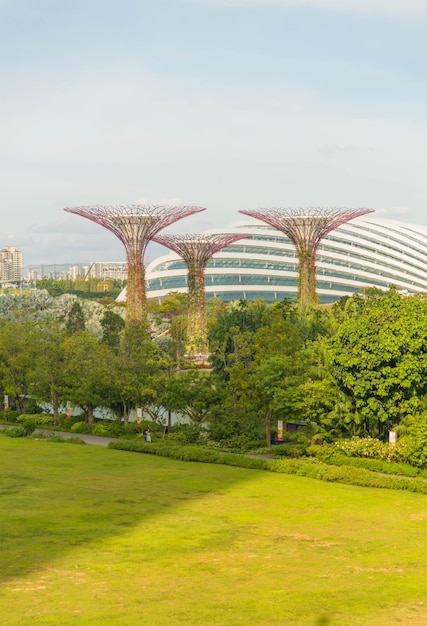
2 0 427 268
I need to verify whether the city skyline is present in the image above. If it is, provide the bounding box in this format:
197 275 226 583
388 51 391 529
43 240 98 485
2 0 427 265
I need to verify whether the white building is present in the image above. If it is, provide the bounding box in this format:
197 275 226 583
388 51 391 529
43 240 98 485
0 246 23 283
25 261 127 281
85 261 127 281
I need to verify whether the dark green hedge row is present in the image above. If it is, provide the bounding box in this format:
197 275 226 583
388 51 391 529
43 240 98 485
108 440 427 495
108 440 268 470
307 444 426 478
267 458 427 494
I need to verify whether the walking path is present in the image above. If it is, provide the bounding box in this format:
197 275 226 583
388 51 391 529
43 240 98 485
0 424 118 447
41 429 119 446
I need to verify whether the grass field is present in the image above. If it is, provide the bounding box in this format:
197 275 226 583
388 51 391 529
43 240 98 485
1 437 427 625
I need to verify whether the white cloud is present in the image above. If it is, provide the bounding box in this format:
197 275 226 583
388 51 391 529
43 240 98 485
184 0 427 17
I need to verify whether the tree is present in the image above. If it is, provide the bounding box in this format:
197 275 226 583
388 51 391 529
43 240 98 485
66 300 86 334
167 371 220 424
0 320 35 411
61 332 115 423
101 310 125 349
111 325 173 422
207 298 332 444
208 299 269 377
26 321 69 423
329 289 427 436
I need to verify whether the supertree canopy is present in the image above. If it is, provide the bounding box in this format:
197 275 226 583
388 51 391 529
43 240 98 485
64 204 206 325
239 207 374 305
154 232 249 354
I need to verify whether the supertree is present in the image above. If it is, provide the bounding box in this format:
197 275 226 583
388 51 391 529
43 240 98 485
239 207 374 306
153 232 249 354
64 204 206 326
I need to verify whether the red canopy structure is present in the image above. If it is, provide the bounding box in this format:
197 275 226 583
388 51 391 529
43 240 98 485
239 207 374 305
64 204 206 325
154 232 249 353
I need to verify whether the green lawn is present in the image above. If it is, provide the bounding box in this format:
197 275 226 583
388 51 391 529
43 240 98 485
1 437 427 625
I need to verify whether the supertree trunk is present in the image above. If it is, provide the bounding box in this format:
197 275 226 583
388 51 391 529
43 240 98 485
126 248 146 325
298 247 317 306
186 261 208 353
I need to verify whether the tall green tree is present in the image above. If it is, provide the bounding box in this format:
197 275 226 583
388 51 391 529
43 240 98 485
26 321 69 423
167 370 221 424
66 300 86 334
329 289 427 436
61 331 115 423
101 310 125 350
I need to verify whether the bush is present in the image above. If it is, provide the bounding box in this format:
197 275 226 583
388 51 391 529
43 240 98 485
224 435 265 452
0 410 20 423
108 440 268 470
91 423 116 437
2 426 28 438
307 444 420 478
334 436 408 464
397 412 427 468
23 399 44 414
107 439 427 495
266 458 427 494
271 442 308 458
47 436 86 444
166 423 207 445
307 443 344 462
17 414 53 429
70 421 93 434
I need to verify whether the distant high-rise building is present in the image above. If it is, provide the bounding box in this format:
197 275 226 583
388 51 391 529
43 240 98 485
0 246 23 282
86 261 127 281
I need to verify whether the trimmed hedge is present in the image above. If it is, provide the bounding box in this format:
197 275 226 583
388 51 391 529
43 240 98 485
108 440 427 494
108 440 268 470
1 426 28 438
307 444 423 478
17 414 54 429
267 458 427 494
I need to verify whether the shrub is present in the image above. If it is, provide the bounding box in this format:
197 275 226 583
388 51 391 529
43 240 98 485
46 436 86 444
17 414 53 429
168 423 209 445
334 436 407 464
91 423 115 437
23 399 44 414
307 444 420 477
108 440 268 471
2 426 28 438
71 421 93 434
219 453 268 470
397 412 427 468
266 458 427 494
107 440 427 495
0 410 20 423
271 443 308 458
224 435 265 452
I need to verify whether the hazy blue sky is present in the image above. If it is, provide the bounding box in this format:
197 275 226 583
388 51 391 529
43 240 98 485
2 0 427 267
